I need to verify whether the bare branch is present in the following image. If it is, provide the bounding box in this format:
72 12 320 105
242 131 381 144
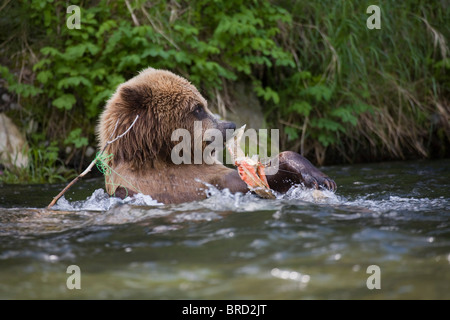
47 115 139 209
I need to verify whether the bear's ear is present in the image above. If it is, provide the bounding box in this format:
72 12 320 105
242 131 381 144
120 85 153 110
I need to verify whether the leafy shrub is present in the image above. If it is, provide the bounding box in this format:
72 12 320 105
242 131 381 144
0 0 448 183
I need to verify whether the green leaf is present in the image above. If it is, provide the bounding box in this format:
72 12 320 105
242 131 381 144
41 47 62 57
57 76 91 89
291 71 312 83
104 29 123 54
142 47 165 58
289 101 312 117
0 66 41 96
9 83 42 97
64 128 88 148
174 51 191 64
313 118 345 133
303 85 333 102
36 70 52 84
108 74 125 88
64 44 87 59
86 43 100 55
318 133 336 147
90 88 112 111
284 126 299 141
0 65 15 83
33 59 51 71
330 107 358 126
96 20 118 38
174 24 199 36
254 85 280 104
117 54 140 71
52 94 76 110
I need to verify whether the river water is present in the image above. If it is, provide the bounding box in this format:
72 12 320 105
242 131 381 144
0 159 449 299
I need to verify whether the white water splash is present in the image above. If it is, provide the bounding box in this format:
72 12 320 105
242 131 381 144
50 184 447 219
52 188 162 211
343 194 449 214
281 185 340 204
192 180 340 212
52 184 342 214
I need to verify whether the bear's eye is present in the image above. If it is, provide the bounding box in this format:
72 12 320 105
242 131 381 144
193 104 206 119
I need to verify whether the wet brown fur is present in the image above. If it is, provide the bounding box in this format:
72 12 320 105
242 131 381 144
97 68 246 203
98 68 210 169
97 68 336 204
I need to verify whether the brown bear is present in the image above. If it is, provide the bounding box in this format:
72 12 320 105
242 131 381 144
97 68 336 204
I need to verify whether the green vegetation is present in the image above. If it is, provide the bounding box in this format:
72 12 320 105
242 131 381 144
0 0 448 183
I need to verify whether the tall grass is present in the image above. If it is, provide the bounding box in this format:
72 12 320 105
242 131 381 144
270 0 449 164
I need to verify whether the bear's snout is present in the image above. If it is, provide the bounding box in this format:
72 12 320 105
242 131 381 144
218 120 236 131
213 120 236 144
217 120 236 141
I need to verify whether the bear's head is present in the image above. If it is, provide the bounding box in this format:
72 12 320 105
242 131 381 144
97 68 235 170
